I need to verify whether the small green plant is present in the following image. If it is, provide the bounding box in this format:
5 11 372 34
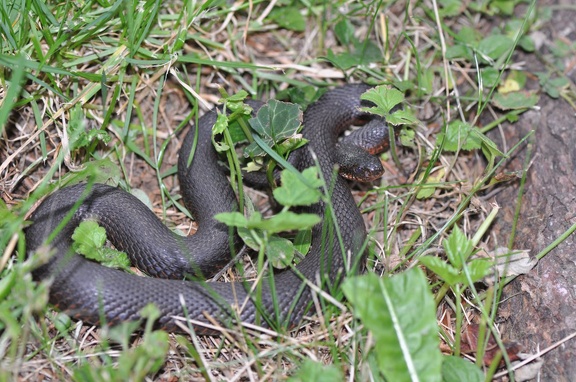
342 269 444 382
72 220 131 271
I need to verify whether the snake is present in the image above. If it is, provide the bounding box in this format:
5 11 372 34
25 83 388 334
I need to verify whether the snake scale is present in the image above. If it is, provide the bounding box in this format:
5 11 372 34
25 83 386 334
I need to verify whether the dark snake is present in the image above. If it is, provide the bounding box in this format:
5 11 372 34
25 84 388 334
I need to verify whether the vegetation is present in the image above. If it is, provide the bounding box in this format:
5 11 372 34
1 0 573 380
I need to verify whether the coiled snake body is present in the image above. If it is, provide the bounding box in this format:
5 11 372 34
25 84 382 333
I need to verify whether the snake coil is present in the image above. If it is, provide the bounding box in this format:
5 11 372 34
25 84 383 334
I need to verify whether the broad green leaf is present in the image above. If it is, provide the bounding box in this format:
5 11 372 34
334 19 355 45
416 167 445 200
293 229 312 257
281 85 321 110
481 67 500 89
477 34 513 62
268 6 306 32
72 220 107 254
97 248 132 269
216 211 320 234
252 211 320 234
273 167 323 207
439 0 464 16
519 35 535 52
289 359 344 382
220 89 249 109
214 211 250 228
360 86 405 116
325 42 382 70
249 100 302 142
490 0 516 15
444 226 473 268
342 270 442 382
326 49 360 70
441 355 484 382
492 91 539 110
399 126 416 148
437 121 484 152
386 109 419 126
266 236 295 268
466 258 493 283
245 99 302 157
237 226 260 251
445 44 472 60
419 256 463 286
72 221 130 270
455 26 480 46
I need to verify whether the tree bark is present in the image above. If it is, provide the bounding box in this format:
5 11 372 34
492 3 576 377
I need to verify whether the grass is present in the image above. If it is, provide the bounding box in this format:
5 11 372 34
1 0 571 380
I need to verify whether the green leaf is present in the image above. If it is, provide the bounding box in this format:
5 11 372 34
334 19 355 45
481 67 500 89
0 54 26 131
72 221 131 270
254 211 320 234
268 6 306 32
325 41 383 70
537 73 569 99
220 89 250 109
326 49 360 70
273 167 323 207
386 109 419 126
442 355 484 382
281 85 322 110
360 86 405 116
439 0 464 16
492 91 539 110
419 256 463 286
266 236 295 268
212 113 231 152
399 126 416 148
237 226 260 251
98 248 132 269
517 35 535 52
477 34 513 63
274 135 309 157
437 121 484 152
445 44 472 60
288 358 344 382
415 167 445 200
216 211 321 234
444 226 473 268
467 258 493 283
245 99 303 157
214 212 250 228
293 229 312 257
72 220 107 254
342 270 442 382
289 359 344 382
455 26 480 46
